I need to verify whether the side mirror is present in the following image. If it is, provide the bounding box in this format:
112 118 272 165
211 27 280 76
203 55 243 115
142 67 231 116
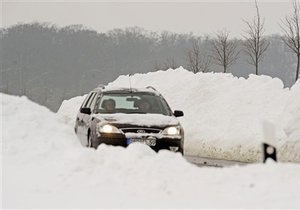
80 107 91 115
174 110 184 117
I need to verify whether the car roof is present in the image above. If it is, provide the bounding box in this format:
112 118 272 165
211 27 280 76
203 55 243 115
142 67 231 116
92 86 161 96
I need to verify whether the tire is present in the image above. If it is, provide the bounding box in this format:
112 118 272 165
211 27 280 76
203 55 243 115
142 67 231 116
88 133 99 149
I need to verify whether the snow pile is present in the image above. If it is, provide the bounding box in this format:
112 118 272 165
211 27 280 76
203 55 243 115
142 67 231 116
276 81 300 161
58 67 300 162
2 93 300 208
57 94 86 127
2 94 80 160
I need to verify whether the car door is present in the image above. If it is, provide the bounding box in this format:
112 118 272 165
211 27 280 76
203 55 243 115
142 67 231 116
76 92 94 145
81 92 98 145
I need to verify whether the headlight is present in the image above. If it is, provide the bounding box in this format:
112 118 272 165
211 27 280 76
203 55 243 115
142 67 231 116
97 124 121 134
161 126 181 136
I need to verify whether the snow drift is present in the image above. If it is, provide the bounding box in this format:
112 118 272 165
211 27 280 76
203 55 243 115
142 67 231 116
2 93 300 208
58 67 300 162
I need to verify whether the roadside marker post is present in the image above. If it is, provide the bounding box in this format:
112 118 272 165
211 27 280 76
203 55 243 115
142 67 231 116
262 143 277 163
262 121 277 163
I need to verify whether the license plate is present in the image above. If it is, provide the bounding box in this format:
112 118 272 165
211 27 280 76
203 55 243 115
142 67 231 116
127 138 156 146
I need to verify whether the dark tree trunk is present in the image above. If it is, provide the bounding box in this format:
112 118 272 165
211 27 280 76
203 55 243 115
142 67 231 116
296 54 300 82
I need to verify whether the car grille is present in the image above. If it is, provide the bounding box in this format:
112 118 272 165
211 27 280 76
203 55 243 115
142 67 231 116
120 128 161 134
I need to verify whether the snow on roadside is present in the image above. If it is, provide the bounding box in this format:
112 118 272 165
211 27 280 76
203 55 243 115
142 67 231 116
57 94 86 127
2 93 300 208
58 67 300 162
276 81 300 161
2 94 81 163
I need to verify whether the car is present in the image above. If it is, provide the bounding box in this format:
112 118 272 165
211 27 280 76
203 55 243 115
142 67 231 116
74 85 184 154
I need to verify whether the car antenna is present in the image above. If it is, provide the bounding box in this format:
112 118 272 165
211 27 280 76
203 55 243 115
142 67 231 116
128 74 133 96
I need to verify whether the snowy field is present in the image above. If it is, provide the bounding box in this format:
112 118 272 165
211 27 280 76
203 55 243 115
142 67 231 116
2 68 300 208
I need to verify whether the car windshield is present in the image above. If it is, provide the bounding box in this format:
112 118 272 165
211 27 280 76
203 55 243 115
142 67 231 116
95 92 172 115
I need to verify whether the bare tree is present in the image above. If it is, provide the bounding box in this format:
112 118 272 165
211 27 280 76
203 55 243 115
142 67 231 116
280 0 300 82
243 0 269 75
211 30 239 73
187 39 212 73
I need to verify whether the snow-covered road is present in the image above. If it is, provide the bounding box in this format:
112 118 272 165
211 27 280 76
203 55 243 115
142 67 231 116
185 155 247 167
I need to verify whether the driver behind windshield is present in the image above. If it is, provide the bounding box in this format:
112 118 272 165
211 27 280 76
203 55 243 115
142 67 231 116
102 99 116 112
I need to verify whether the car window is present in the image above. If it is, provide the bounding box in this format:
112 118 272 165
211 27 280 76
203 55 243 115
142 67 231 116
95 92 172 115
89 92 99 109
81 93 92 108
86 92 97 108
82 92 94 108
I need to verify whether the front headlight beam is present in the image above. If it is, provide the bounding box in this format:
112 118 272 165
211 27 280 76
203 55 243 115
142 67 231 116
161 126 181 136
97 124 122 134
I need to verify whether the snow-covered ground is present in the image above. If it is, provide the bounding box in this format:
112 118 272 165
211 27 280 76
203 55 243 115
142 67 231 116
2 92 300 208
58 67 300 162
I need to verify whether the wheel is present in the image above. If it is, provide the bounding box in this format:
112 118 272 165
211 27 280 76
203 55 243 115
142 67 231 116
88 133 99 149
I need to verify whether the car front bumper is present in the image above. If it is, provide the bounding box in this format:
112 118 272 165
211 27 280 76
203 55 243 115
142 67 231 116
93 133 183 153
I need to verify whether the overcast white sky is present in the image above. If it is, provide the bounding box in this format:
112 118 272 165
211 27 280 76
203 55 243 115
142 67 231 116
2 0 299 37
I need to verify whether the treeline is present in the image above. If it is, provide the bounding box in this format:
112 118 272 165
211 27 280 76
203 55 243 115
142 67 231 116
0 23 297 111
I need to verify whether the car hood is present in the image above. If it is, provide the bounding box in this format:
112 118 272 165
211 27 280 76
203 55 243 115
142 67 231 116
93 113 179 128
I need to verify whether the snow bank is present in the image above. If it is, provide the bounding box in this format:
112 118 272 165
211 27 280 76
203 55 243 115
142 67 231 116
58 67 300 162
57 94 86 127
2 93 300 208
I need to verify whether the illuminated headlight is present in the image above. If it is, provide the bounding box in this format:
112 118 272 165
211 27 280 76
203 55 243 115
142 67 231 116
162 126 181 136
97 124 121 134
